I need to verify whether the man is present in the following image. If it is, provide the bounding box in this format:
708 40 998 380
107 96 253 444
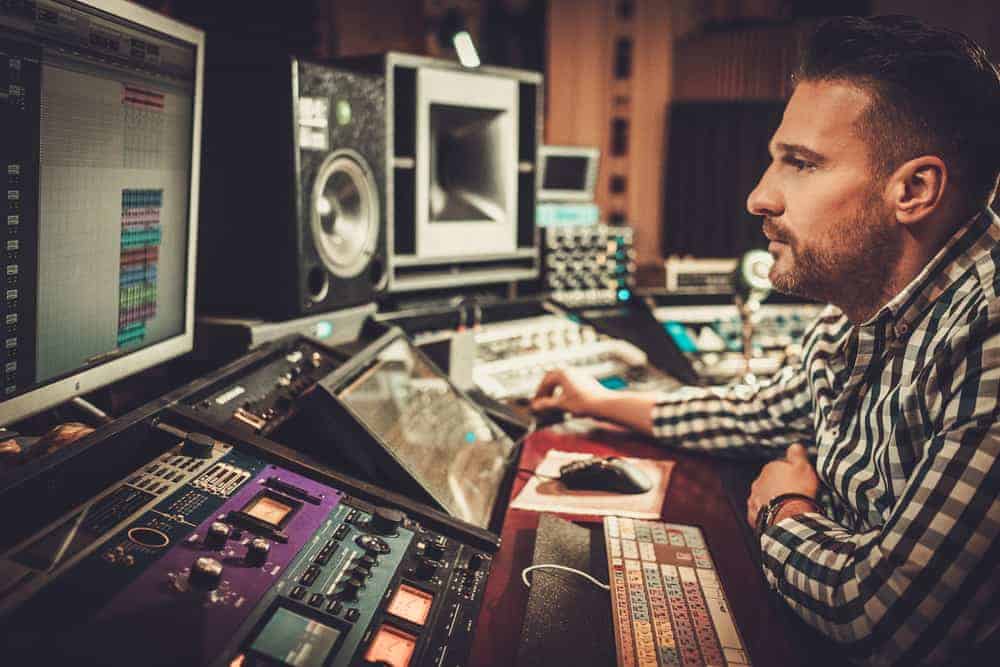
532 16 999 666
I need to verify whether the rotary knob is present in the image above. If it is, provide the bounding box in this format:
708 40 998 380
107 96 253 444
246 537 271 566
340 575 365 600
424 536 447 560
355 534 391 555
205 521 231 550
181 432 215 459
369 507 404 535
190 556 223 591
356 554 378 570
414 558 439 581
349 564 371 580
468 552 486 572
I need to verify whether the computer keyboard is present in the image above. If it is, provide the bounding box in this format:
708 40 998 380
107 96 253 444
604 516 751 666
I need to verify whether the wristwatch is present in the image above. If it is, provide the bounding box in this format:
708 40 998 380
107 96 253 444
754 493 819 540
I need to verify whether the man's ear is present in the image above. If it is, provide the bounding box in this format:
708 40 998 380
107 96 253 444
886 156 947 224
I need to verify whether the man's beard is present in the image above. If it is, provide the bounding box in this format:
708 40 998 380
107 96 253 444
765 189 901 317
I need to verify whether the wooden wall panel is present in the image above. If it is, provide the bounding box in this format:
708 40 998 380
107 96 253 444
546 0 673 268
625 1 672 268
673 25 805 101
328 0 426 57
544 0 613 148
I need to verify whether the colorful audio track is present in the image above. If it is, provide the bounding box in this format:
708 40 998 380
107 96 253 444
604 517 751 667
117 189 161 347
122 85 165 169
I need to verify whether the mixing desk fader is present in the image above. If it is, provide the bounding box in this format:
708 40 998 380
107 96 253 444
0 412 496 666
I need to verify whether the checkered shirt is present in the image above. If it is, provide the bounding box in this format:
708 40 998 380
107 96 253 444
652 209 1000 665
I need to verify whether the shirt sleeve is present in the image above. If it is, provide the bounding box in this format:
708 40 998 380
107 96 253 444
650 361 815 455
758 324 1000 665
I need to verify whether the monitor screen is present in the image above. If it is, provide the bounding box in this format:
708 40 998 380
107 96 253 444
0 0 202 423
537 145 599 202
337 337 514 529
541 155 589 191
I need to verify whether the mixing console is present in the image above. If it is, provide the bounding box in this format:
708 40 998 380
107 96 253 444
186 338 343 435
604 516 750 667
543 224 636 306
180 331 517 531
472 314 649 400
654 303 824 382
0 420 495 666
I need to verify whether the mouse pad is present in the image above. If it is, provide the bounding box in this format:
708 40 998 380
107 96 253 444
510 449 674 520
515 513 616 667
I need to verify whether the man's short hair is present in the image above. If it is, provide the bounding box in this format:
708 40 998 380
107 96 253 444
797 15 1000 207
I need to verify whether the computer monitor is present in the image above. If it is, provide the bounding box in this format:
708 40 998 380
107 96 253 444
0 0 203 424
537 145 599 202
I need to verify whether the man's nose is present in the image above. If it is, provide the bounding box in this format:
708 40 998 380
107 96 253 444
747 166 783 218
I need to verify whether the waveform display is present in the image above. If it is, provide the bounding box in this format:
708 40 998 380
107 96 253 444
117 189 162 347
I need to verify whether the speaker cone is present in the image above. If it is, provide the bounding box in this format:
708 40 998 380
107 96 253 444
311 149 380 281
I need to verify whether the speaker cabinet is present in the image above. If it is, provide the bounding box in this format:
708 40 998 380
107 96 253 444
198 57 387 320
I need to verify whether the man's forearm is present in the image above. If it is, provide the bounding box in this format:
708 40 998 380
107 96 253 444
585 391 662 435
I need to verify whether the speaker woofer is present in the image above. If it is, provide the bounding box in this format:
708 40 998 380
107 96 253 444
311 149 380 279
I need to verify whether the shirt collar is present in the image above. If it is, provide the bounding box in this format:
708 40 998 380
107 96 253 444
861 208 1000 338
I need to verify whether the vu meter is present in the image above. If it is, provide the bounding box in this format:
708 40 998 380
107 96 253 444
364 625 418 667
387 584 434 626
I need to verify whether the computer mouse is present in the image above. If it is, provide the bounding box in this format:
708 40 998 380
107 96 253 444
558 456 653 494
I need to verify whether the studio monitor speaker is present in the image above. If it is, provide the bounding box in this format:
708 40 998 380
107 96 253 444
198 57 387 320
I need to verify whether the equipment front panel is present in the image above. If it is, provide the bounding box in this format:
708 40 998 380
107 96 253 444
0 426 494 666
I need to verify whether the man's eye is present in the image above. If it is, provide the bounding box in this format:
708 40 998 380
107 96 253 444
783 156 814 172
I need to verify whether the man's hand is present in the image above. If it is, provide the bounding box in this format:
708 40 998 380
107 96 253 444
746 443 820 527
531 369 612 418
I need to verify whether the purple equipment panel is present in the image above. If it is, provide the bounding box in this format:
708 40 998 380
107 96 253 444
96 464 342 665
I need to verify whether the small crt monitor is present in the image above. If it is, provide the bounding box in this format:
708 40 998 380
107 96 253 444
537 145 599 202
0 0 204 425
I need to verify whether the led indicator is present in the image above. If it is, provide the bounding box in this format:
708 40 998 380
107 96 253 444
335 99 352 126
315 321 334 338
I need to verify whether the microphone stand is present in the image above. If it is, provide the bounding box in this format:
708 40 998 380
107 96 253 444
733 250 774 385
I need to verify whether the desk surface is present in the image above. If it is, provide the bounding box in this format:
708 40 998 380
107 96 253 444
469 421 842 667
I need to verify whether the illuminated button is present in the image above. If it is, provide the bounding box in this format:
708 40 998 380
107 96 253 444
308 593 325 607
326 599 343 614
345 608 360 622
